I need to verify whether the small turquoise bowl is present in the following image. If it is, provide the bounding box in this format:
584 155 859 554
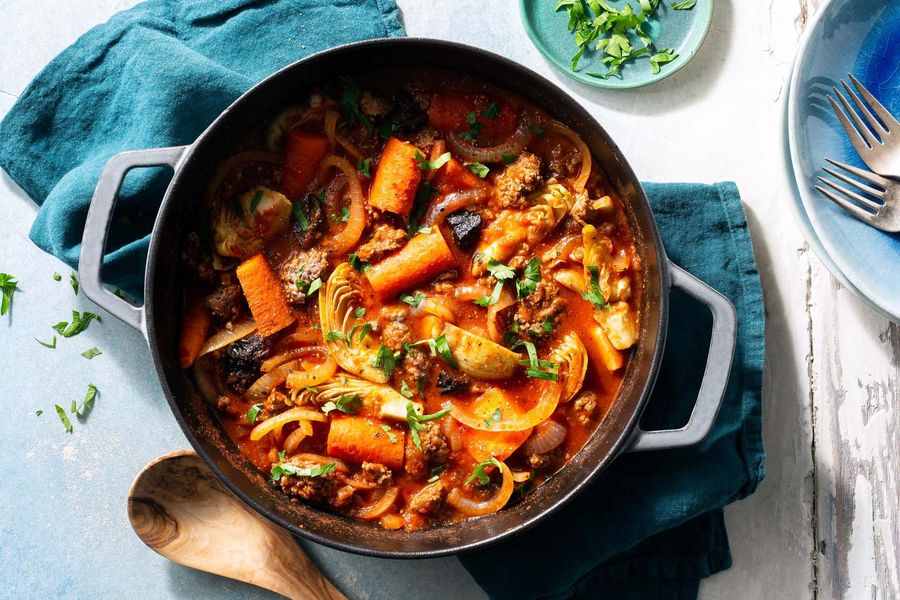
519 0 715 89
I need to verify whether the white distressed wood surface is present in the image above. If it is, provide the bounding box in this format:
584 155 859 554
0 0 897 598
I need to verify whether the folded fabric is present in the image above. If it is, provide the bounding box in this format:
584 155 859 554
460 181 765 599
0 1 765 598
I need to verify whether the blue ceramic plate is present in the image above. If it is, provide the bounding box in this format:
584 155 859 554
519 0 714 89
788 0 900 323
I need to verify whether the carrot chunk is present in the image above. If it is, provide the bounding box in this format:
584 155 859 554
178 300 212 368
282 129 330 198
365 230 459 299
427 93 519 139
235 253 294 337
327 416 406 469
585 325 624 372
368 137 423 215
460 426 532 463
432 156 488 196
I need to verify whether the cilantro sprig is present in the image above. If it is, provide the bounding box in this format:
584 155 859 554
322 394 362 415
466 457 502 486
414 151 451 171
582 265 609 309
270 451 336 481
52 311 100 338
514 340 560 381
0 273 18 317
406 401 452 452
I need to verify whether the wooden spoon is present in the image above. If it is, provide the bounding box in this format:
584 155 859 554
128 450 346 600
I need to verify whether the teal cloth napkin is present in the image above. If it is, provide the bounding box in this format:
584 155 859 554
0 1 765 598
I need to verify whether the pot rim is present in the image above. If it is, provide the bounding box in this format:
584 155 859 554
143 37 670 558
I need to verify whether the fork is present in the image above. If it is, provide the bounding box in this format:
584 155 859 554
815 158 899 232
828 73 900 179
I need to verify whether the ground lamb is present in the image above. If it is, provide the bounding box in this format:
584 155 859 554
493 152 543 209
278 248 330 306
355 224 406 263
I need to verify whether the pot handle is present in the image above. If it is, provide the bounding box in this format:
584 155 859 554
79 146 188 332
627 262 737 452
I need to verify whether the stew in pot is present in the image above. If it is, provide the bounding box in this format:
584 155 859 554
179 70 640 530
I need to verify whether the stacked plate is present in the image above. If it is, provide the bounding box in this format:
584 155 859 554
782 0 900 323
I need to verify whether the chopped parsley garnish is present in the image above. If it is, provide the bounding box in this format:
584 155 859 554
514 340 560 381
414 150 451 171
34 335 57 349
81 347 102 360
671 0 696 9
337 76 373 134
529 125 545 137
481 102 501 119
484 407 502 429
407 182 438 238
52 273 61 281
459 111 483 140
380 424 398 443
52 311 100 338
249 189 264 213
296 277 322 297
466 457 502 486
347 253 370 272
75 384 98 418
322 394 361 415
557 0 679 79
292 200 309 231
0 273 18 316
413 334 458 369
55 404 72 433
399 380 415 399
501 152 517 165
69 273 79 295
474 281 504 307
406 402 453 452
357 158 372 177
326 330 346 342
541 316 555 333
582 265 609 309
371 344 400 379
485 259 516 281
427 464 446 483
332 206 350 223
35 410 43 417
378 121 401 139
468 162 490 178
400 292 425 308
270 451 336 481
347 322 372 345
516 257 541 299
247 403 263 424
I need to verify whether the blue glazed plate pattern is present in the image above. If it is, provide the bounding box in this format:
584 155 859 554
519 0 715 89
788 0 900 323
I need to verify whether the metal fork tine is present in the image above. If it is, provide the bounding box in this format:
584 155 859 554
815 184 881 225
828 96 872 157
824 158 893 190
817 176 882 211
821 167 884 203
849 73 899 132
841 79 888 137
833 87 879 148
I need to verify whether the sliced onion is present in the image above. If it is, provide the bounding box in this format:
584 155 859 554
425 139 446 182
423 189 492 228
261 346 326 373
191 355 219 404
276 332 325 350
324 109 339 149
447 461 514 517
547 120 592 192
521 420 567 455
379 514 405 530
198 319 257 357
335 134 364 161
441 417 462 453
202 151 280 209
320 155 367 254
246 358 303 401
412 296 457 323
453 284 491 302
355 486 399 520
283 425 311 453
285 356 338 389
486 286 514 343
345 477 380 490
450 383 561 432
250 407 326 441
447 114 532 164
289 453 350 473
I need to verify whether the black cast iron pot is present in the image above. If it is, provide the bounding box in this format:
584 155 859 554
79 39 737 558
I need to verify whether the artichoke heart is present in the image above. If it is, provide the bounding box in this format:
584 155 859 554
320 262 388 383
213 186 292 259
441 323 521 380
581 224 614 301
297 374 423 422
594 301 638 351
473 183 573 275
550 332 589 403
